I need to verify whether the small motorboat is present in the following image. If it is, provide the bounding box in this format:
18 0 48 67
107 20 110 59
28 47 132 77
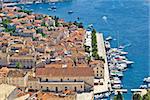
110 70 123 77
140 85 147 89
113 77 122 84
51 6 56 9
112 84 123 89
143 77 150 83
119 45 125 49
148 83 150 88
117 63 127 70
119 51 128 55
102 16 107 21
105 41 111 48
48 8 52 11
104 92 111 98
68 10 73 14
95 94 104 99
121 60 134 65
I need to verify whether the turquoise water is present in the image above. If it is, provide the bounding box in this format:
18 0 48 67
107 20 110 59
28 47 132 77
21 0 149 99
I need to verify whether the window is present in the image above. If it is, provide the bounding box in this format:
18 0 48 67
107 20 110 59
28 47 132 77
46 79 48 82
74 79 76 82
46 87 49 91
97 71 98 73
61 79 63 82
30 86 32 88
97 74 99 76
56 87 58 92
81 86 82 88
41 86 43 89
65 87 67 91
74 87 77 91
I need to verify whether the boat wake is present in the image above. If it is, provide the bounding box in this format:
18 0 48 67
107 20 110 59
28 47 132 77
119 43 132 49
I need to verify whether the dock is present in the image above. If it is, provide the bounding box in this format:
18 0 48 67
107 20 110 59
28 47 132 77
94 33 112 94
131 89 144 92
114 89 128 95
131 89 148 96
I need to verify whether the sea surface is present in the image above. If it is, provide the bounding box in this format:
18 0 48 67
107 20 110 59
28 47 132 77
21 0 149 99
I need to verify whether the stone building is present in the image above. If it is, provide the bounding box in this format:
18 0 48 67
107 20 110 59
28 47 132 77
28 67 94 93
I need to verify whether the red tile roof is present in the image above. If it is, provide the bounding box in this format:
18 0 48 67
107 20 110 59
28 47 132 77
36 67 94 77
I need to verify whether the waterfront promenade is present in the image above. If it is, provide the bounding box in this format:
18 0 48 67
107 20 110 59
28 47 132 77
94 33 112 94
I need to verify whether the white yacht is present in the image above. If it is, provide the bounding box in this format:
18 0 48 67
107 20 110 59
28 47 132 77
106 36 112 41
112 84 123 89
113 77 122 84
105 41 111 48
143 77 150 83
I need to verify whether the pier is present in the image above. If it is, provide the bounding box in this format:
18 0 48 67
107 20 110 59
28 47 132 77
114 89 128 95
131 89 148 96
94 33 112 94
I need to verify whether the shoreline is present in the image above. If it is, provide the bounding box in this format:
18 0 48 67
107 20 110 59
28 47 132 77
3 0 63 6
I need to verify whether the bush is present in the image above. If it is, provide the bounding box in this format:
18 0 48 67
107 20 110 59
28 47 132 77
2 19 11 28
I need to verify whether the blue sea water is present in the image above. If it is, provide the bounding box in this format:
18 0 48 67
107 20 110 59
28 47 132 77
21 0 149 99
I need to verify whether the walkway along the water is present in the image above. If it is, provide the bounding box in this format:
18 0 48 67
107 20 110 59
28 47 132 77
94 33 112 94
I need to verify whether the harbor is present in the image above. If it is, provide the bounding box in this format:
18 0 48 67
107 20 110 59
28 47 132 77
1 0 149 99
94 33 135 99
94 33 112 96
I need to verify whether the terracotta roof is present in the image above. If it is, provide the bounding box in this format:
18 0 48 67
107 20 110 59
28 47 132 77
89 60 104 65
36 91 76 100
36 67 94 77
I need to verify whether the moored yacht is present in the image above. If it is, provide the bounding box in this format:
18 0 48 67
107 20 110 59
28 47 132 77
112 84 123 89
106 36 112 41
105 41 111 49
143 77 150 83
51 6 57 9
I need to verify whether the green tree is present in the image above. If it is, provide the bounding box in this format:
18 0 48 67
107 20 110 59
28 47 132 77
142 91 150 100
16 62 22 69
2 19 11 28
133 93 142 100
86 56 91 64
92 29 96 34
114 92 123 100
